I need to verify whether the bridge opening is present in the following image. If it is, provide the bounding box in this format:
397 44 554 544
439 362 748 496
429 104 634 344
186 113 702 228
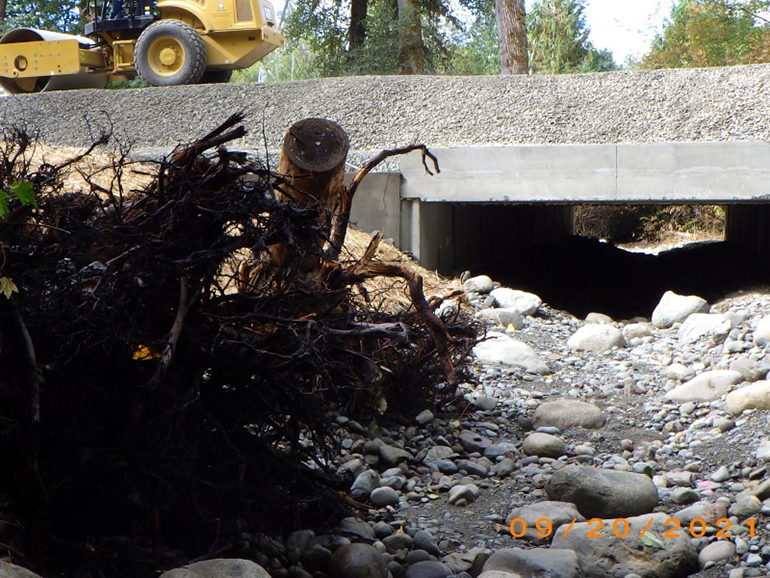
402 202 769 320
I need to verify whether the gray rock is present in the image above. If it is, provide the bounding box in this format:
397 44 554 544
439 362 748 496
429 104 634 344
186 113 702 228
567 324 625 352
754 315 770 345
489 288 542 315
532 399 606 430
485 442 518 459
505 501 586 544
678 313 732 344
379 444 412 467
404 561 451 578
459 430 492 453
522 432 566 458
475 308 525 329
370 486 399 508
482 548 582 578
551 512 698 578
729 495 761 518
585 312 613 324
671 487 700 505
0 563 45 578
477 572 523 578
472 333 550 374
545 465 658 518
493 457 517 478
664 370 744 403
424 445 455 462
757 439 770 461
416 409 434 425
464 275 494 294
383 531 413 553
413 530 441 556
622 323 653 340
159 559 270 578
673 501 729 525
471 394 498 411
351 470 379 500
448 484 479 505
666 363 695 382
726 381 770 414
651 291 709 329
698 541 736 566
301 544 332 572
337 518 376 540
710 466 730 482
327 543 388 578
729 357 769 382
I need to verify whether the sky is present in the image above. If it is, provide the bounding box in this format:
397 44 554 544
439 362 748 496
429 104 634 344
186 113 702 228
578 0 676 63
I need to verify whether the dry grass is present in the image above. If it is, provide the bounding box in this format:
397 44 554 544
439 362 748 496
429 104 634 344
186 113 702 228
340 228 463 313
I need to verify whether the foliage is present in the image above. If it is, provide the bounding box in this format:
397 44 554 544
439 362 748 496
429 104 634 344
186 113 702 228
575 204 725 243
526 0 615 73
445 13 500 75
642 0 770 68
282 0 462 76
1 0 86 33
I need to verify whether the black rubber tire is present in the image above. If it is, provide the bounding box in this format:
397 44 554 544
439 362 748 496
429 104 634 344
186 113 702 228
200 69 233 84
134 20 206 86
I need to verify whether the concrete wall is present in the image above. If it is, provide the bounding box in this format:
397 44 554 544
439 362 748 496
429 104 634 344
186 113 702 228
345 172 401 245
399 142 770 203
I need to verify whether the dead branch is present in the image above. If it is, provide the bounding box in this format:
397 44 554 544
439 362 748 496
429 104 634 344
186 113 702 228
325 144 440 262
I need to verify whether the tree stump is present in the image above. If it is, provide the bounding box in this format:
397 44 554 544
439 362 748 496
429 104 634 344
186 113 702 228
273 118 350 271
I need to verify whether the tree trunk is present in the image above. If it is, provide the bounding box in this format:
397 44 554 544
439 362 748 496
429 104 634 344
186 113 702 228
0 0 7 25
495 0 529 74
348 0 368 51
273 118 350 272
398 0 425 74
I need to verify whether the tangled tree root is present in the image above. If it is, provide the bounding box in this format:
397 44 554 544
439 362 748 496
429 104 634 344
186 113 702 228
0 116 477 577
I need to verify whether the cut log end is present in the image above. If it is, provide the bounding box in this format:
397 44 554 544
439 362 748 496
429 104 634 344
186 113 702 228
283 118 350 173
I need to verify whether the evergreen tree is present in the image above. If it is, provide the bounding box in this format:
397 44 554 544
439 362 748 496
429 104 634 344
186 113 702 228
527 0 615 73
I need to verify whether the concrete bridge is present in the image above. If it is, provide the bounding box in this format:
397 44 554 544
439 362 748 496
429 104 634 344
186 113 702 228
3 64 770 273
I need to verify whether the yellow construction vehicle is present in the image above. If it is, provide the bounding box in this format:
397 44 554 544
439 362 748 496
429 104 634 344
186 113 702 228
0 0 283 94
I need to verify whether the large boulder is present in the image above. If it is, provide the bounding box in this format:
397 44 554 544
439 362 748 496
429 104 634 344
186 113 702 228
505 501 586 544
726 380 770 414
664 370 744 403
0 562 45 578
522 432 566 458
651 291 709 329
473 333 549 374
532 399 606 430
475 308 524 330
551 513 698 578
327 543 388 578
482 548 582 578
545 465 658 518
489 288 542 316
159 559 270 578
566 324 625 352
754 315 770 346
678 313 732 344
463 275 494 294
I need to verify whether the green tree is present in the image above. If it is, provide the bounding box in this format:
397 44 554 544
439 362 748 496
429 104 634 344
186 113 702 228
283 0 459 76
527 0 615 73
2 0 85 33
642 0 770 68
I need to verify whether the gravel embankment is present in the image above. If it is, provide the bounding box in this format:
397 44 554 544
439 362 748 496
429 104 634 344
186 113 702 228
1 65 770 152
